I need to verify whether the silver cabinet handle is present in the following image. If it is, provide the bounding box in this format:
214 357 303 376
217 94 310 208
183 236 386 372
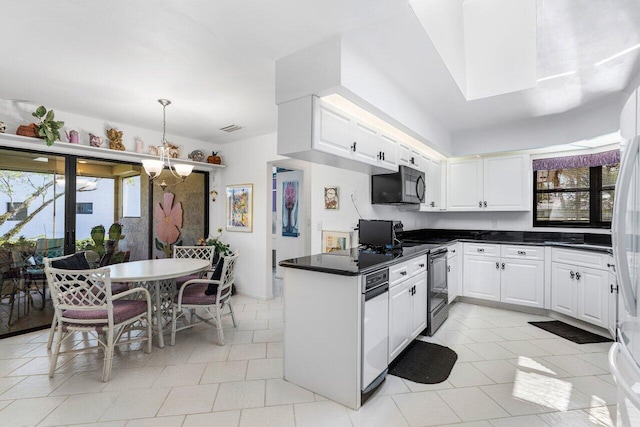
484 201 487 208
570 271 575 279
501 263 505 270
351 142 357 152
400 271 407 276
477 248 485 252
447 265 451 273
517 251 527 255
479 201 482 208
496 262 499 269
451 249 456 253
576 272 581 281
419 263 425 268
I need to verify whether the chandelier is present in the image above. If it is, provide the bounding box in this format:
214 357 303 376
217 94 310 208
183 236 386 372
142 99 193 190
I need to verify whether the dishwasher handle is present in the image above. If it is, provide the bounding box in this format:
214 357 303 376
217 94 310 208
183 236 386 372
365 283 389 301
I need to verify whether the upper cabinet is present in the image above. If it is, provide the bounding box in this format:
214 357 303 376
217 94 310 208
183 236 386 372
420 154 443 211
278 96 399 174
447 154 530 211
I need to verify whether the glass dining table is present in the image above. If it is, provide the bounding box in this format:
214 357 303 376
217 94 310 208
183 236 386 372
108 258 210 347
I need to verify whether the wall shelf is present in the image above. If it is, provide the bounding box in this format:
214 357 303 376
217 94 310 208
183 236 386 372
0 133 225 172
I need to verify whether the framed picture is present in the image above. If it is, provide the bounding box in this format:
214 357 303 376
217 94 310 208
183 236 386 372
324 186 339 210
282 180 299 237
322 230 351 253
226 184 253 232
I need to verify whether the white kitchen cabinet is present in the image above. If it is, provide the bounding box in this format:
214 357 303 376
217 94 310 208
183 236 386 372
551 255 609 329
463 243 545 307
447 154 530 211
277 96 397 174
447 158 484 210
420 155 443 211
389 280 412 361
389 265 428 362
410 272 428 338
315 101 355 157
397 142 412 166
448 252 459 303
551 262 578 317
463 254 501 301
501 258 544 308
577 266 609 329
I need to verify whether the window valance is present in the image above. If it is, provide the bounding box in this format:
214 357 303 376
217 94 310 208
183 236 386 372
532 149 620 171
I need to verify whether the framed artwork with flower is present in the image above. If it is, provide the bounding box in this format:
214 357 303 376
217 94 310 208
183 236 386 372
324 186 338 210
282 180 299 237
226 184 253 232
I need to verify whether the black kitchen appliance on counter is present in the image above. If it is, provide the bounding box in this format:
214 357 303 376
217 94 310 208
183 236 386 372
358 219 403 250
371 165 425 205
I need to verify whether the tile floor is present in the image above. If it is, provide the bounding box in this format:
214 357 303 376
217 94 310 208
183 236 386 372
0 291 617 426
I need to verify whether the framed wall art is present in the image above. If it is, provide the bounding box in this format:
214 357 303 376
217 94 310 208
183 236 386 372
324 186 339 210
282 180 299 237
226 184 253 232
321 230 352 253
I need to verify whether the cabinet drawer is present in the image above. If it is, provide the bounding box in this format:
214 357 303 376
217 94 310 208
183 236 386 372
390 259 412 287
447 243 459 259
409 255 428 277
501 245 544 260
551 248 608 270
464 243 500 257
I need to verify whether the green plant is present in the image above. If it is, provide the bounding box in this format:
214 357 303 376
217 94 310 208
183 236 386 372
85 225 106 256
198 228 231 257
32 106 64 146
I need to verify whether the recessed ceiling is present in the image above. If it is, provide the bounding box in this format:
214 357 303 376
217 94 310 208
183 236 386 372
0 1 638 148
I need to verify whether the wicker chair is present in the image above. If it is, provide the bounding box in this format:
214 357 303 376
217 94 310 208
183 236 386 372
44 254 153 381
172 245 216 287
171 251 238 346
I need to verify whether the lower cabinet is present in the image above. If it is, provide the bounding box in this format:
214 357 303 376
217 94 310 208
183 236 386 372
551 262 609 329
389 272 427 361
463 244 545 308
463 255 501 301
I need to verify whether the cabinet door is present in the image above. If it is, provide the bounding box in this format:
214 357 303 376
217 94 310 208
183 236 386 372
410 273 428 339
501 259 544 308
378 133 398 169
315 102 354 157
397 143 412 167
577 267 609 329
463 255 501 301
483 155 530 211
447 158 484 211
409 149 421 169
352 121 379 165
389 281 411 361
551 262 577 317
428 158 442 209
448 255 459 303
608 272 618 338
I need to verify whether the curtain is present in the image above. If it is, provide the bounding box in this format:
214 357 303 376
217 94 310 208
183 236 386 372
532 149 620 171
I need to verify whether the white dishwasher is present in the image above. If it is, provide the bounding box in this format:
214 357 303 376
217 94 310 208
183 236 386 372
361 268 389 394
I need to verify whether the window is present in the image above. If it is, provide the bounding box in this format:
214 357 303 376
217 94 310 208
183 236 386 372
76 202 93 214
6 202 27 221
533 150 619 228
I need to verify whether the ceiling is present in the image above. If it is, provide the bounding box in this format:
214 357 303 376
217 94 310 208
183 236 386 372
1 0 639 148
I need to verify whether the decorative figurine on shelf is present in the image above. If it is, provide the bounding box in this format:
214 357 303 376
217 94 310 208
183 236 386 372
106 128 125 151
89 133 103 147
64 129 81 144
0 121 6 133
167 143 181 158
207 151 222 164
135 137 144 153
188 149 205 162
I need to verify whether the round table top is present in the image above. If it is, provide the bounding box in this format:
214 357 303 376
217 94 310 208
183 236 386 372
108 258 210 282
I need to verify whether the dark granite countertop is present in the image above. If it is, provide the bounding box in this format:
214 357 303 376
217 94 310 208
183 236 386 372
279 243 444 276
280 229 613 276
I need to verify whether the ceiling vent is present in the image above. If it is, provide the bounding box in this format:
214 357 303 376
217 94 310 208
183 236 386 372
220 124 242 133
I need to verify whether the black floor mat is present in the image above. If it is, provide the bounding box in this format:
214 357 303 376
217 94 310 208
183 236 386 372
388 341 457 384
528 320 613 344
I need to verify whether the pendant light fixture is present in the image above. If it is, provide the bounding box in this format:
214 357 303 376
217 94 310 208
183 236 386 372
142 99 193 190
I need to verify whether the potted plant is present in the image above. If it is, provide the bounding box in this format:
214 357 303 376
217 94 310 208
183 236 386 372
17 106 64 146
207 151 222 164
198 228 231 262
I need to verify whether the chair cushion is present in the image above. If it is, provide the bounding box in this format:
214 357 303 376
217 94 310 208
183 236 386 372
176 273 200 287
175 283 217 305
51 252 91 270
111 282 129 295
62 300 148 325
